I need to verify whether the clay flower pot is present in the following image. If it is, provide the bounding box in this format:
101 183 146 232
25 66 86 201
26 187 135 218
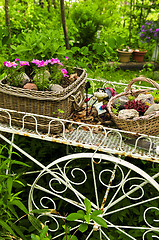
133 49 147 62
117 49 133 63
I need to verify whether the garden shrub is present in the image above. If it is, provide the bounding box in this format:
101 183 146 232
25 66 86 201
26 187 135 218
70 1 103 47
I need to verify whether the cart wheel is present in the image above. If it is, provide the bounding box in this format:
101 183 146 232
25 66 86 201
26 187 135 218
28 153 159 239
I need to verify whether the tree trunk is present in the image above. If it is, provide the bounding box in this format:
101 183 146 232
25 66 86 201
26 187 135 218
60 0 70 50
128 0 133 47
5 0 11 38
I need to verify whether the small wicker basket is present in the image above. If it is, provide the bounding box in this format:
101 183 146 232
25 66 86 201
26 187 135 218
107 77 159 136
0 68 87 133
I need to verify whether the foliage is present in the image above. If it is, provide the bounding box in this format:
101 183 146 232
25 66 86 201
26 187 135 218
112 99 121 115
150 90 159 103
0 144 29 239
10 29 66 61
64 198 107 239
31 226 51 240
70 1 103 47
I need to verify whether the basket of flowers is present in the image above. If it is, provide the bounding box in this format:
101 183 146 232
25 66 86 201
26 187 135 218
107 77 159 136
0 57 87 133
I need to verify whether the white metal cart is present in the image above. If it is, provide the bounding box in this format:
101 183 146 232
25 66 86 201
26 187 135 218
0 78 159 239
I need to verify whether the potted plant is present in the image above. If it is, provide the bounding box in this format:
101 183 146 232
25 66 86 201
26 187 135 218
133 49 147 62
0 57 87 132
117 45 133 63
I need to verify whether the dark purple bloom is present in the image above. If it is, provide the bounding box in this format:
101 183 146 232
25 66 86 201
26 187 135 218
85 98 90 103
100 104 107 110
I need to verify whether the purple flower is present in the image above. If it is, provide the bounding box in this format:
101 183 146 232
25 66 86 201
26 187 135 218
139 20 159 42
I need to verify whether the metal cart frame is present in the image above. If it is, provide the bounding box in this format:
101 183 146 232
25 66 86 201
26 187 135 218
1 78 159 239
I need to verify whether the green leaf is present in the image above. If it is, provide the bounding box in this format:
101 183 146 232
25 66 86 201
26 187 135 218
10 199 29 214
0 219 15 236
62 235 71 240
84 198 92 213
91 216 107 228
84 214 91 223
8 205 18 218
91 210 103 218
79 223 88 233
28 214 42 232
71 236 78 240
11 160 30 167
66 212 84 221
7 176 13 197
9 222 27 240
14 180 25 187
77 210 85 216
40 225 49 239
31 234 39 240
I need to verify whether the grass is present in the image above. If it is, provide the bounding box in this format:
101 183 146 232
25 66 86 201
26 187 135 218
85 65 159 95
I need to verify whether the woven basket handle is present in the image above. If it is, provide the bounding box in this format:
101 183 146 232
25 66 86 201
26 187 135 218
125 77 159 93
71 91 84 109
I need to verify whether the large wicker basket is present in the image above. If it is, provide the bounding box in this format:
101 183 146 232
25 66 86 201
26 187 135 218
0 68 87 133
107 77 159 136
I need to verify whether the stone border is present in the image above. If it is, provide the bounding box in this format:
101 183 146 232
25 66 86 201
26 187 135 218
108 61 159 71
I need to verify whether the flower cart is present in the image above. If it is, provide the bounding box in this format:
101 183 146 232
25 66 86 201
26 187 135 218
0 76 159 239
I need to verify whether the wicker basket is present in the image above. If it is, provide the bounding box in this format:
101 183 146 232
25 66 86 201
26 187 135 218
0 68 87 133
107 77 159 136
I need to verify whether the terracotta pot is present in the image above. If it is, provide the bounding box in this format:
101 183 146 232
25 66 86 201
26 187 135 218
117 49 133 63
133 50 147 62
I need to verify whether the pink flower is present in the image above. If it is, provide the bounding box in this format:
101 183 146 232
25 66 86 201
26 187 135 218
4 61 18 68
61 68 69 77
19 61 30 66
54 58 61 64
15 58 20 61
3 61 7 66
48 58 63 66
65 56 69 60
37 60 48 67
48 58 56 65
31 59 40 65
